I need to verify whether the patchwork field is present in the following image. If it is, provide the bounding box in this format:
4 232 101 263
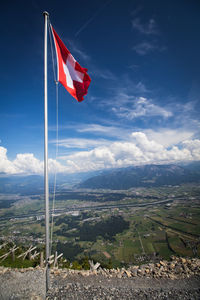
0 184 200 268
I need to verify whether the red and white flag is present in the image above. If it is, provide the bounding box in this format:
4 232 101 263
51 26 91 102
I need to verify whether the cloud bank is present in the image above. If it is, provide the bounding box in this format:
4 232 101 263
0 147 68 175
61 132 200 173
1 131 199 175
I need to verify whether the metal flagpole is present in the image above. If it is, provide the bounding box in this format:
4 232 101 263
43 11 50 292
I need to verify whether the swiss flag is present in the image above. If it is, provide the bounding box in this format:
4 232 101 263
51 26 91 102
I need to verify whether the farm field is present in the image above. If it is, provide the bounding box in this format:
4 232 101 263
0 184 200 268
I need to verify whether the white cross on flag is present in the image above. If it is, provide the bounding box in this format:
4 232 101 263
51 26 91 102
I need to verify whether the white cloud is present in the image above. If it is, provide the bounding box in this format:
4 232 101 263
77 124 113 134
133 42 166 56
133 41 156 55
112 97 172 120
131 18 166 55
76 123 130 139
48 158 70 173
91 68 116 80
96 84 173 122
131 132 164 152
50 123 129 139
0 146 69 175
94 79 151 116
182 139 200 160
132 18 159 35
144 128 195 147
135 82 148 93
1 132 200 175
0 147 18 174
169 100 200 130
68 40 91 62
13 153 43 174
54 138 111 149
60 132 200 173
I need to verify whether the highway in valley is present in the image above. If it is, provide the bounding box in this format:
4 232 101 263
0 198 174 222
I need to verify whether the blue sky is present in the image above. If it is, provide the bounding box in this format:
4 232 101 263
0 0 200 175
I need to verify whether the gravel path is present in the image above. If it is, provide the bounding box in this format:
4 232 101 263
0 269 199 299
0 268 45 299
47 274 200 300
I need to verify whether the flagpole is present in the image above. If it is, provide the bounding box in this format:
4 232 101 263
43 11 50 292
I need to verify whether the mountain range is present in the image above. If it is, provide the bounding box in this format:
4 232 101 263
77 162 200 190
0 162 200 194
0 171 99 194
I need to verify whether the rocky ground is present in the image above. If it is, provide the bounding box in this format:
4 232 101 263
0 257 199 299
